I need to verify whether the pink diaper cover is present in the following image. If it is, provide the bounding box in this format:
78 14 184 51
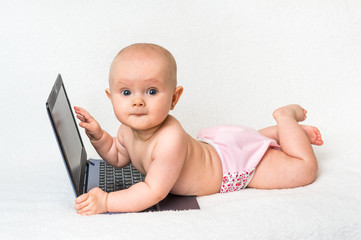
197 125 280 193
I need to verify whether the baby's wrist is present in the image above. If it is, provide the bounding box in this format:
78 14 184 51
104 192 109 213
90 129 104 143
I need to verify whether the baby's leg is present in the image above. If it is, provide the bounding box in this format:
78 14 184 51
248 105 318 189
259 125 323 146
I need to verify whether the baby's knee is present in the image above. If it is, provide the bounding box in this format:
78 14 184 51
301 160 318 186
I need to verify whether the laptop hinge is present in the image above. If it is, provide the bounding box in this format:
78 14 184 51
83 161 91 194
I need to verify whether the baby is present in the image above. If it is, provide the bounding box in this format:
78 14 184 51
74 43 323 215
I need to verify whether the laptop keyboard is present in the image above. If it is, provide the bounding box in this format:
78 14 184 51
99 161 145 192
98 161 158 211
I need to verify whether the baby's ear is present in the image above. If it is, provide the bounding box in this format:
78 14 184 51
105 88 111 100
171 86 183 110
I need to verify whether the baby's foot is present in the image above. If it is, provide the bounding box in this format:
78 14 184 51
302 125 324 146
273 104 307 122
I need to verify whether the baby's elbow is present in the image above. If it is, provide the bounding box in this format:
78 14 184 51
114 156 131 168
153 189 168 204
146 184 169 204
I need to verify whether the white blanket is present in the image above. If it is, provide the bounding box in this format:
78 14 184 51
1 131 360 239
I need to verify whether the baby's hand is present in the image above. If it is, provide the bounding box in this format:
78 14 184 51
74 187 108 216
74 106 103 141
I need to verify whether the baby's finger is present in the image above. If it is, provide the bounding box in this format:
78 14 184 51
80 112 94 123
74 106 86 112
79 121 92 130
80 210 94 216
77 204 92 214
74 199 90 210
76 114 85 122
77 199 96 215
75 193 89 204
78 209 91 215
74 107 92 120
74 106 86 116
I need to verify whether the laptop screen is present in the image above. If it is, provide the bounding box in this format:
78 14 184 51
47 75 84 194
52 86 82 185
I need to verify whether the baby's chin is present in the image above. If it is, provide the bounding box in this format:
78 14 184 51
121 117 167 132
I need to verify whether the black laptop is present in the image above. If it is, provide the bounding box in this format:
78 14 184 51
46 74 200 212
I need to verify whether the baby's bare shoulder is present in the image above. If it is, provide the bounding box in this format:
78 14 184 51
151 116 190 164
158 115 187 136
116 124 133 144
154 116 189 150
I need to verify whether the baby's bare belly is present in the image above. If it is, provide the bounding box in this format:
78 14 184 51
171 140 223 196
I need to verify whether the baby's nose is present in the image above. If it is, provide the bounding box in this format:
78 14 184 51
132 98 145 107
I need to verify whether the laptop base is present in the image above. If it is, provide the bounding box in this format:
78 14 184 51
87 159 200 212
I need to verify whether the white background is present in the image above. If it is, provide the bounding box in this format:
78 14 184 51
1 1 360 239
1 0 360 161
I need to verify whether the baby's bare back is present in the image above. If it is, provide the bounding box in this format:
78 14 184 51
120 115 223 196
172 134 223 196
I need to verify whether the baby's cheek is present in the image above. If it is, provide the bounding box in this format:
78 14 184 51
114 108 127 122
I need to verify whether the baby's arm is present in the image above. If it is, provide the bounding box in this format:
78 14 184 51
106 133 187 212
74 106 130 167
75 132 187 214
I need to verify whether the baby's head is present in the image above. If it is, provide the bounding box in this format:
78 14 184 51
106 43 183 130
109 43 177 88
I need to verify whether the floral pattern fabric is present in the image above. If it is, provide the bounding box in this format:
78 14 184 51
220 169 255 193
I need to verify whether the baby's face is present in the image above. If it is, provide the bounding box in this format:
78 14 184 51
107 51 178 131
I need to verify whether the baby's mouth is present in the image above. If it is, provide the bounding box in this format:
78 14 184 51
132 112 146 116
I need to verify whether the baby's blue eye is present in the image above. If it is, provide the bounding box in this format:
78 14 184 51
147 89 157 95
122 90 131 96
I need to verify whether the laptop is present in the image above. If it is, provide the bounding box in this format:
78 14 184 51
46 74 200 212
